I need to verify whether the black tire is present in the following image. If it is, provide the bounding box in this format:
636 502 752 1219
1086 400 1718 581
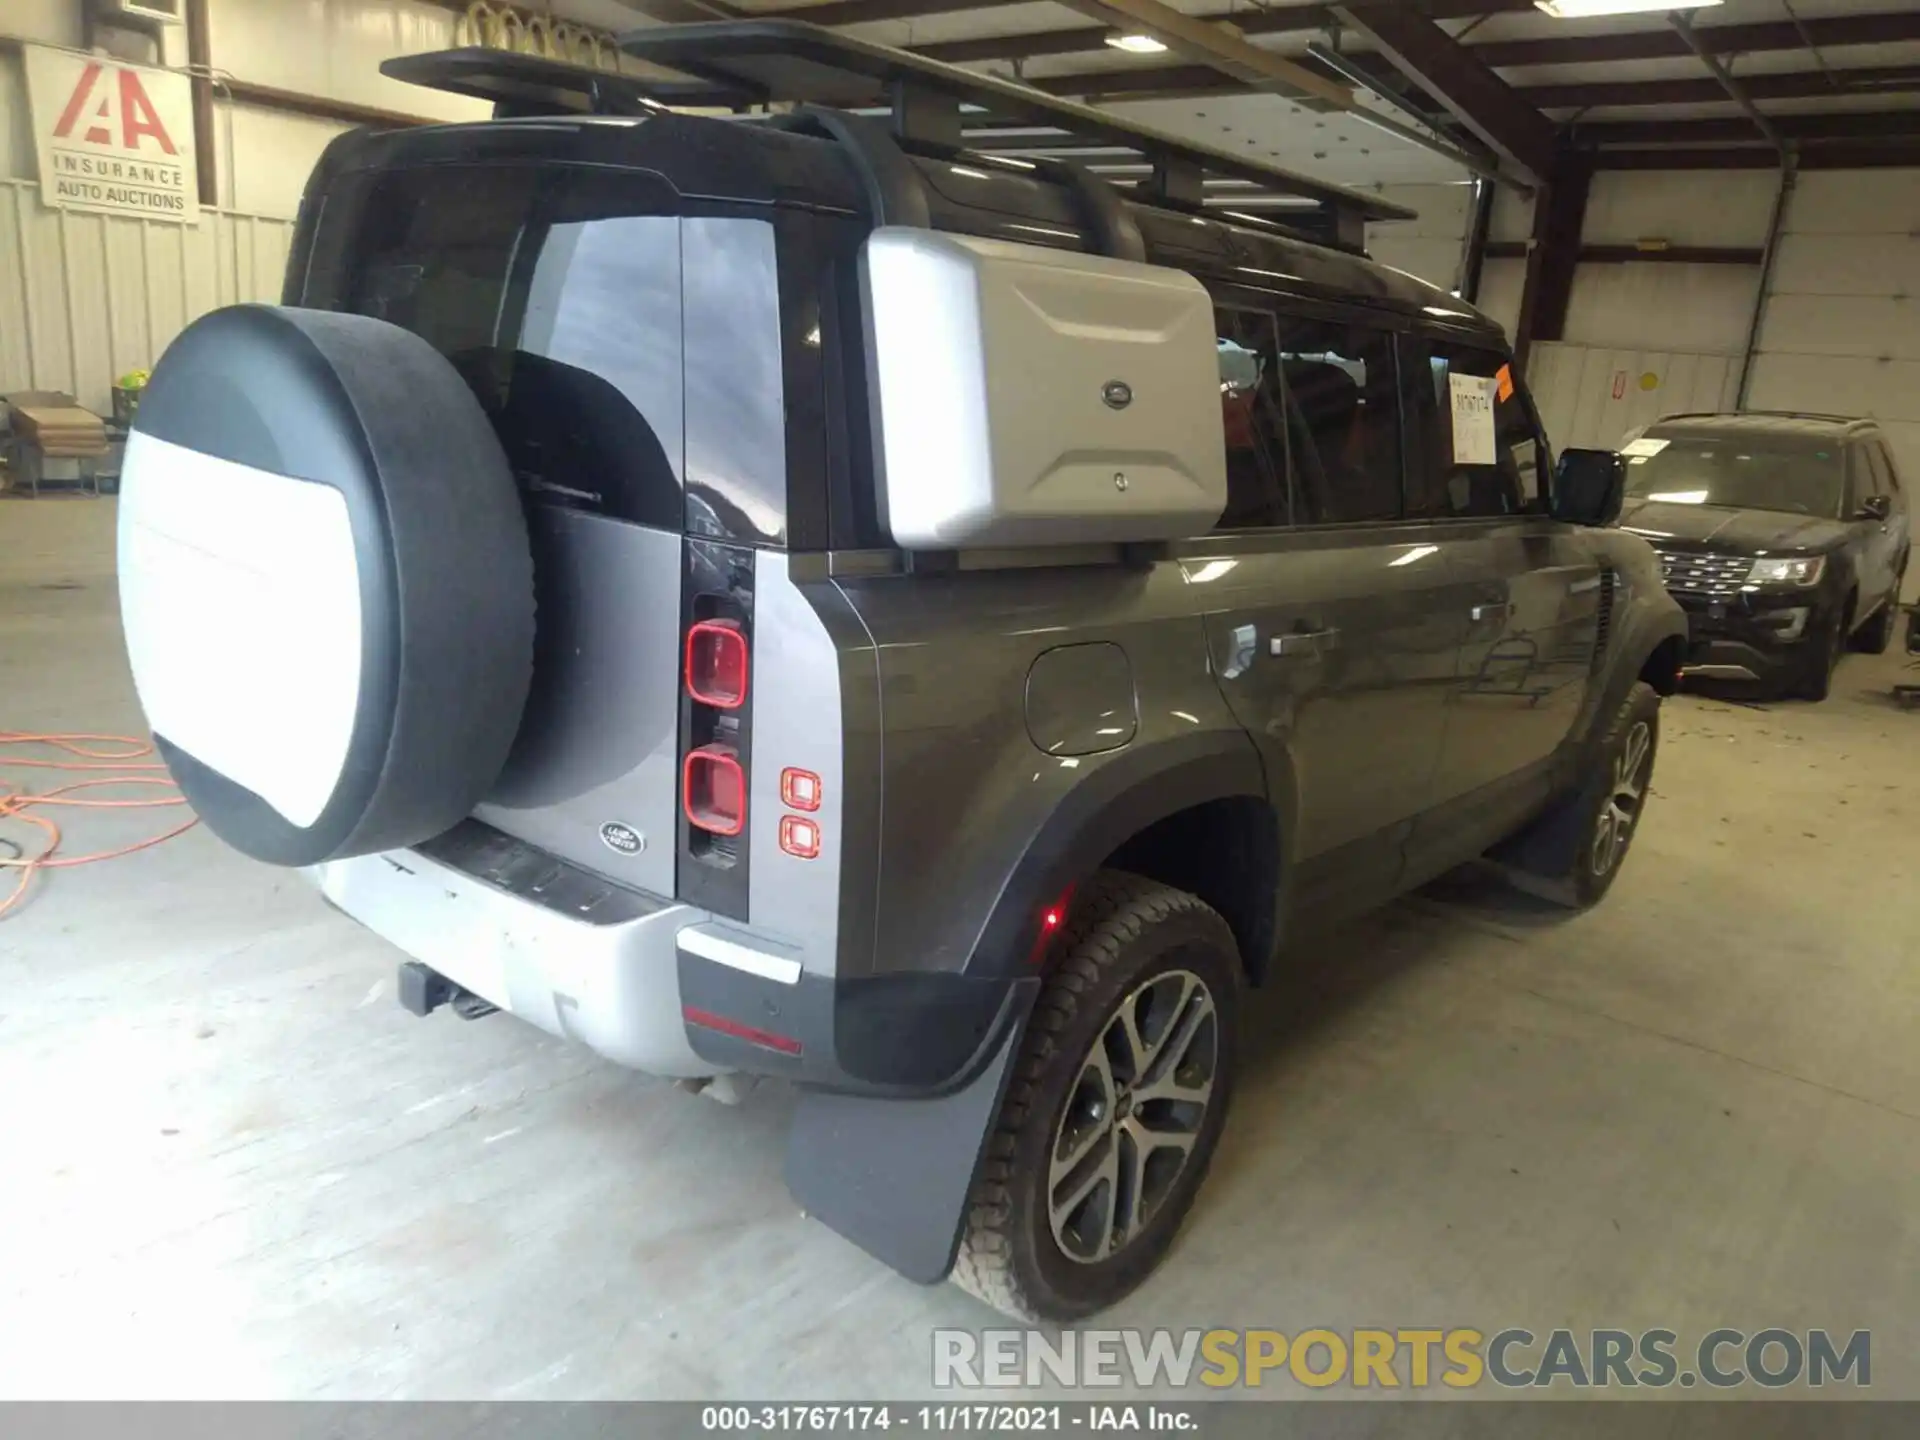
1853 597 1897 656
951 871 1241 1321
1793 603 1847 701
1530 681 1661 910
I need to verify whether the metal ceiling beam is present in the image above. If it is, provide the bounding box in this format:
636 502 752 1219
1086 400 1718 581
1471 9 1920 69
1591 140 1920 170
1668 9 1785 153
1032 59 1920 113
760 0 1026 28
1046 0 1353 108
1520 66 1920 111
916 0 1537 67
1579 109 1920 146
1331 3 1555 181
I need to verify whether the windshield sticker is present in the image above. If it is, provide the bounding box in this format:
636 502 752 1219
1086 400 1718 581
1449 372 1498 466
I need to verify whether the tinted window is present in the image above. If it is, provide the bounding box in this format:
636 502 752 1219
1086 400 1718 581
1213 309 1289 529
1279 319 1402 525
1845 447 1876 513
1624 433 1844 518
1402 339 1537 519
301 163 686 531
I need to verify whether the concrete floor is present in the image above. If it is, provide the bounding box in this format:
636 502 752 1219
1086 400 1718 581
3 495 1918 1400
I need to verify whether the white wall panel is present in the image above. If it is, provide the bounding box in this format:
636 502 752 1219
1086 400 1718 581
1750 169 1920 596
0 181 295 414
206 0 489 124
1562 262 1757 354
221 102 350 218
1758 293 1920 362
1769 232 1920 298
1490 184 1532 244
1476 257 1525 344
0 54 31 182
1366 181 1472 293
1582 171 1776 249
1528 342 1739 455
1781 170 1920 235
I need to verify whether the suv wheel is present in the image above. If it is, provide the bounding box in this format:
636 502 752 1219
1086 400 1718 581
1527 681 1660 910
1795 603 1848 701
952 871 1240 1321
1853 597 1898 656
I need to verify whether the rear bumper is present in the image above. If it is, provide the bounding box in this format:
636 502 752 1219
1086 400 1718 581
310 821 1024 1096
311 824 725 1079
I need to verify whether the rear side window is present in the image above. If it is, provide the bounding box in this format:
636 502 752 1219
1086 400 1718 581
299 162 686 531
1401 338 1538 519
1213 308 1290 529
1279 318 1402 525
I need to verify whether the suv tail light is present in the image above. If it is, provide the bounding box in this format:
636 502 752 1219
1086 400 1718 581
685 618 749 709
683 743 746 835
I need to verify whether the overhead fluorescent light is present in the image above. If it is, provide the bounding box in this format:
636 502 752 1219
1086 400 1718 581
1535 0 1720 16
1105 33 1169 54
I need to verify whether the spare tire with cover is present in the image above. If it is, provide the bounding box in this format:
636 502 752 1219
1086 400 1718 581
118 305 535 866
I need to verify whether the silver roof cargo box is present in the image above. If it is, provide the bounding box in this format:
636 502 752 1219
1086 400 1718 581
860 229 1227 550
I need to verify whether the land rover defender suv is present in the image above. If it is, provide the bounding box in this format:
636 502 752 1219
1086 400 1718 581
114 24 1687 1320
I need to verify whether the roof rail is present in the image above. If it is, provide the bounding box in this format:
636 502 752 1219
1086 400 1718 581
1657 409 1869 426
615 21 1412 252
379 47 743 118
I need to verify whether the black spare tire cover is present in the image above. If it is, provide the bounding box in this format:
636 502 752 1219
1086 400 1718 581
118 304 534 866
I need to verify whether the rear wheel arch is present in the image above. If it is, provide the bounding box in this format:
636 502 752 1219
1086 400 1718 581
965 730 1275 984
1102 797 1280 987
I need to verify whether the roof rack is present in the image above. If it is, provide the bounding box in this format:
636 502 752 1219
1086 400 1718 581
379 47 745 118
616 21 1412 250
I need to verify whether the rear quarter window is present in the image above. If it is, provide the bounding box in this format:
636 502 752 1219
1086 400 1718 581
298 162 685 531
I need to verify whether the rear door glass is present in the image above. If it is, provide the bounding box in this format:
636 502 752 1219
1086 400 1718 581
1277 318 1402 526
299 163 685 531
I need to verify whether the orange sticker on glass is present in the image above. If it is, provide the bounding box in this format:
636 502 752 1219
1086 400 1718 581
1495 364 1515 403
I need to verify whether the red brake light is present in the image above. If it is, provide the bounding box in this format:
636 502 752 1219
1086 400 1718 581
779 815 821 859
686 619 749 709
683 744 746 835
780 767 822 812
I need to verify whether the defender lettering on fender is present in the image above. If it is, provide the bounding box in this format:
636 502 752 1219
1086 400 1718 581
115 24 1686 1322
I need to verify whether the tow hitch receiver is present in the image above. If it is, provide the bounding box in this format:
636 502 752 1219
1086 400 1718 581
396 961 499 1020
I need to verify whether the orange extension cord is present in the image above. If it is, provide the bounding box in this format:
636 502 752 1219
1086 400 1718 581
0 732 198 920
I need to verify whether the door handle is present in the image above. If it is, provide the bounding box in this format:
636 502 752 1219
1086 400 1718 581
1470 602 1510 623
1271 627 1339 657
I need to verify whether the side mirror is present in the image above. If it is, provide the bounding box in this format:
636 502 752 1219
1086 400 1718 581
1552 448 1627 527
1856 494 1893 522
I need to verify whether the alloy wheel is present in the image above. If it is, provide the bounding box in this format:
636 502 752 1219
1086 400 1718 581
1047 969 1219 1264
1590 719 1652 878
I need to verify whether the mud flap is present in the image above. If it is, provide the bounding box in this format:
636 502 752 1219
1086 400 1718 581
784 980 1038 1285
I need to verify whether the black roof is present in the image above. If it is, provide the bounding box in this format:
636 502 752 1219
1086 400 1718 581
616 21 1413 230
1648 411 1880 437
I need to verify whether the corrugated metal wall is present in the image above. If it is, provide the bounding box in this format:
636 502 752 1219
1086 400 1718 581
1748 168 1920 598
0 179 293 413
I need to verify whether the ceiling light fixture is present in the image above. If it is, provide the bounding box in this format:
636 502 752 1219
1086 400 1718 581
1105 33 1170 54
1534 0 1720 16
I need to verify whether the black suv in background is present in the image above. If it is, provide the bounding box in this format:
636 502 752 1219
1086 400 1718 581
1621 413 1910 700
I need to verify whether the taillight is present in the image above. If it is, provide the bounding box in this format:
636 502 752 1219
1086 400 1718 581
780 767 821 811
683 744 745 836
779 814 820 859
685 618 749 710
